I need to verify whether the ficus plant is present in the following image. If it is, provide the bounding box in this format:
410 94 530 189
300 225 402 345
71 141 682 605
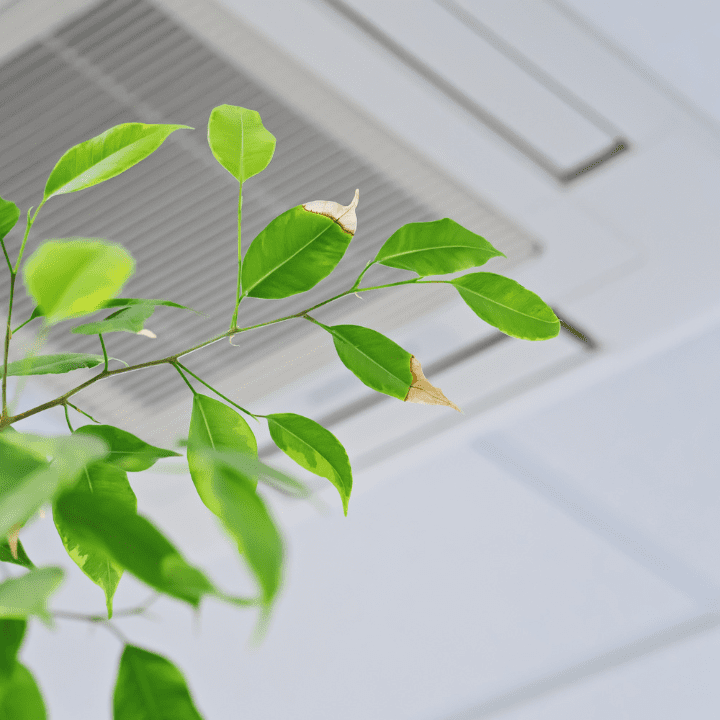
0 104 564 718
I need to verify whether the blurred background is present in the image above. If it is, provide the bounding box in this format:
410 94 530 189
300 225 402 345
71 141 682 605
1 0 720 717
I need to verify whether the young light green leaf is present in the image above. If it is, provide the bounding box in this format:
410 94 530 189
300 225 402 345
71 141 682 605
53 461 137 618
186 395 282 607
241 191 359 299
53 494 214 608
22 239 135 325
0 197 20 242
449 272 560 340
372 218 505 277
71 305 156 336
207 105 275 184
43 123 192 200
0 432 108 540
0 663 47 719
4 353 125 376
73 425 181 472
114 645 204 720
191 448 283 609
0 619 26 678
0 540 35 570
0 568 64 624
187 393 260 513
265 413 352 515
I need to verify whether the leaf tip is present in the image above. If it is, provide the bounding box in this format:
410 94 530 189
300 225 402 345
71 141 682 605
303 188 359 235
404 355 462 412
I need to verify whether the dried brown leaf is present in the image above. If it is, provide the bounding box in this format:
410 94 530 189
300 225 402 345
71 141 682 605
8 522 22 559
303 189 359 235
404 355 462 413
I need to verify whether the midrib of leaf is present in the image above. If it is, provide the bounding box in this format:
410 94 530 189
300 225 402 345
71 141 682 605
243 219 336 296
461 285 557 326
382 242 484 261
127 653 162 719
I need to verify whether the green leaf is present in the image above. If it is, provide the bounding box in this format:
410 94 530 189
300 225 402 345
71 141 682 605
0 197 20 242
0 432 109 540
73 425 181 472
53 494 214 608
373 218 506 277
318 322 413 400
191 449 283 609
0 568 64 624
265 413 352 515
0 663 46 719
4 353 125 376
207 105 275 184
187 393 259 510
241 197 358 299
53 461 137 618
0 620 26 678
114 645 203 720
71 304 156 335
22 238 135 325
103 297 204 315
0 541 34 569
186 394 282 607
43 123 192 201
449 272 560 340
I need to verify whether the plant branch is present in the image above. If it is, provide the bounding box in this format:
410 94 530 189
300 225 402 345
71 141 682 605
66 401 100 424
98 333 109 373
174 361 260 423
2 202 45 423
0 278 446 430
63 402 74 433
230 187 243 331
171 362 197 396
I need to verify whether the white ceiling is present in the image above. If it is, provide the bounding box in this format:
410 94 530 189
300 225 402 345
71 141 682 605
3 1 720 718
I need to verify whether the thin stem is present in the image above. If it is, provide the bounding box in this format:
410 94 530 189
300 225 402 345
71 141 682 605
98 333 108 373
349 260 375 291
0 237 12 276
10 316 33 335
172 362 197 395
66 401 100 424
0 278 447 430
63 402 74 433
174 361 259 423
230 187 243 331
2 202 44 423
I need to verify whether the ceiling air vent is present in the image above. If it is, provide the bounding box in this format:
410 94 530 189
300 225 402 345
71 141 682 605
0 0 567 460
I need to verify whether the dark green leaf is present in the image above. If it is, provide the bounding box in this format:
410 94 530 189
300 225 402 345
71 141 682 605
266 413 352 515
73 425 181 472
0 568 64 624
0 663 46 719
0 197 20 242
0 432 108 540
53 494 214 608
4 353 125 376
113 645 203 720
71 305 156 335
241 199 357 299
0 620 26 677
0 541 34 569
53 461 137 618
318 321 413 400
373 218 505 276
207 105 275 184
44 123 192 200
22 239 135 325
449 272 560 340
